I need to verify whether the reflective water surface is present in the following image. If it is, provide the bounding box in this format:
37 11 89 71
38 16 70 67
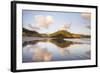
22 37 91 63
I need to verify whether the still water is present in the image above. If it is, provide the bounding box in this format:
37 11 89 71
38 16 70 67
22 37 91 63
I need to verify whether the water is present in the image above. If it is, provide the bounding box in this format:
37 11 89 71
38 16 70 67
22 37 91 63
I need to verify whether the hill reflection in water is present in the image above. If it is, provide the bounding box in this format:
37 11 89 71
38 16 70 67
22 38 91 63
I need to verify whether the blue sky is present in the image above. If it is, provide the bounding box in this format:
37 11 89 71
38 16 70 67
22 10 91 35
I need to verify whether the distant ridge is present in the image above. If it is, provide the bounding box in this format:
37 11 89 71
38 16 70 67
23 27 90 38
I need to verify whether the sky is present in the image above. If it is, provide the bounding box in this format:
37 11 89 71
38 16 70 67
22 10 91 35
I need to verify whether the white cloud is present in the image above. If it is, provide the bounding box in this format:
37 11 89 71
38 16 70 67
23 15 54 31
46 16 54 24
58 22 71 31
81 12 91 20
35 15 54 28
23 24 40 31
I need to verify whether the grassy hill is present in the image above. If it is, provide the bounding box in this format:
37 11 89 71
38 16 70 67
23 28 90 38
49 30 90 38
50 30 73 38
23 28 42 37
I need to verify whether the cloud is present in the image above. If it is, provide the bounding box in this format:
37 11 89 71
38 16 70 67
58 22 71 31
81 13 91 20
35 15 54 28
46 16 54 24
23 24 40 31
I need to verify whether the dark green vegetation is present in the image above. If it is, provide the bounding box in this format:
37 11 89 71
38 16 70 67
23 28 42 37
23 28 90 38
